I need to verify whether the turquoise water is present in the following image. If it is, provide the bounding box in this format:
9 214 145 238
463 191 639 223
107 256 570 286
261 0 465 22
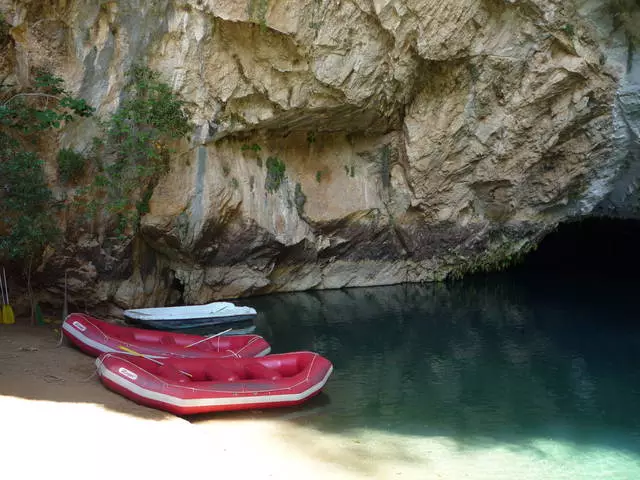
226 271 640 477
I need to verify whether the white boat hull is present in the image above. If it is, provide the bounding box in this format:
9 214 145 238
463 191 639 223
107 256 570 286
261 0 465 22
123 302 257 329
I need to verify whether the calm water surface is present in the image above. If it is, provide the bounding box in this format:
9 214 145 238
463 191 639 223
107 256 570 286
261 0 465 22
199 271 640 478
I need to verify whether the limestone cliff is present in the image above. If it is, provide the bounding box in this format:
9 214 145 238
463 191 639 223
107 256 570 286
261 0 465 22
0 0 638 311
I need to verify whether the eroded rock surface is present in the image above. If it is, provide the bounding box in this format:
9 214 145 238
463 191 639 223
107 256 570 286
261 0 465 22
0 0 639 308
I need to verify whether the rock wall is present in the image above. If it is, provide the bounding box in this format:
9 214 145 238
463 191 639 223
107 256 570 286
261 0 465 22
0 0 638 310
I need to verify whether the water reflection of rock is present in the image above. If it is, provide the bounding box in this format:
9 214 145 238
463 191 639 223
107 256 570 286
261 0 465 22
247 276 640 447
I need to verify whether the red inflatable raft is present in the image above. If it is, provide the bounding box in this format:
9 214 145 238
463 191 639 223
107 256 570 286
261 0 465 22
96 351 333 415
62 313 270 359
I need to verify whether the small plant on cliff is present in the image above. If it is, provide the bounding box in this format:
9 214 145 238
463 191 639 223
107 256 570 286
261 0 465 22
561 23 575 37
376 144 392 189
241 143 261 153
241 143 262 167
58 148 86 184
247 0 269 31
294 182 306 215
306 131 316 144
89 65 192 236
265 155 286 193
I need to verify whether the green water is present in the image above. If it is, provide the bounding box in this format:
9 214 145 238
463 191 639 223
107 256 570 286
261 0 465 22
230 272 640 478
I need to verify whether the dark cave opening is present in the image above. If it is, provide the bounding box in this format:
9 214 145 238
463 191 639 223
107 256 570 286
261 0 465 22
463 217 640 324
169 274 185 306
511 217 640 278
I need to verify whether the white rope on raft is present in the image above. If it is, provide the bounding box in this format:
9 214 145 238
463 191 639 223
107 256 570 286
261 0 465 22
184 328 232 348
118 345 194 378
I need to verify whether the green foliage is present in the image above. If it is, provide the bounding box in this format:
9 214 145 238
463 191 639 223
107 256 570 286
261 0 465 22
316 170 323 183
377 145 391 188
241 143 263 167
231 177 239 189
136 188 154 217
0 70 93 134
265 156 285 193
248 0 269 30
58 148 86 184
0 136 60 260
90 65 192 236
241 143 261 153
306 131 316 144
294 182 306 215
561 23 575 37
468 64 480 82
1 71 93 266
109 65 191 145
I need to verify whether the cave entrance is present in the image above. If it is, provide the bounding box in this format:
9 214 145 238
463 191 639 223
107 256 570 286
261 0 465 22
169 273 185 306
511 217 640 278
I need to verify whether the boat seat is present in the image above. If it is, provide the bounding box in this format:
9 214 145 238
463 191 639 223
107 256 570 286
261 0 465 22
157 364 190 383
203 363 239 382
132 331 161 343
245 362 282 381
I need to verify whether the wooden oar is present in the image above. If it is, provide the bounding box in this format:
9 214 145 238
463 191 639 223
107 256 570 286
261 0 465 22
117 345 193 378
1 267 15 325
184 328 232 348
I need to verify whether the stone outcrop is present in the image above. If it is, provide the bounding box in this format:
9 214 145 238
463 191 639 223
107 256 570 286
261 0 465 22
0 0 639 309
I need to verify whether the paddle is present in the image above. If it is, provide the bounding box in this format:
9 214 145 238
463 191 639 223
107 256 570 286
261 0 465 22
62 271 68 321
117 345 193 378
184 328 232 348
1 267 15 325
0 270 5 323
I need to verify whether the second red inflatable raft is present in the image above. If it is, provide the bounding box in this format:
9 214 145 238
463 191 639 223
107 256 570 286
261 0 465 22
62 313 271 359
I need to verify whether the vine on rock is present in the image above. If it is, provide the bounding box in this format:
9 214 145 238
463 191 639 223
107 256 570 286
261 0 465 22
85 66 192 237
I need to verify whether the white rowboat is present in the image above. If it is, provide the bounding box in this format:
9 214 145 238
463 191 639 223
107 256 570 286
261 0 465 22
124 302 257 330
